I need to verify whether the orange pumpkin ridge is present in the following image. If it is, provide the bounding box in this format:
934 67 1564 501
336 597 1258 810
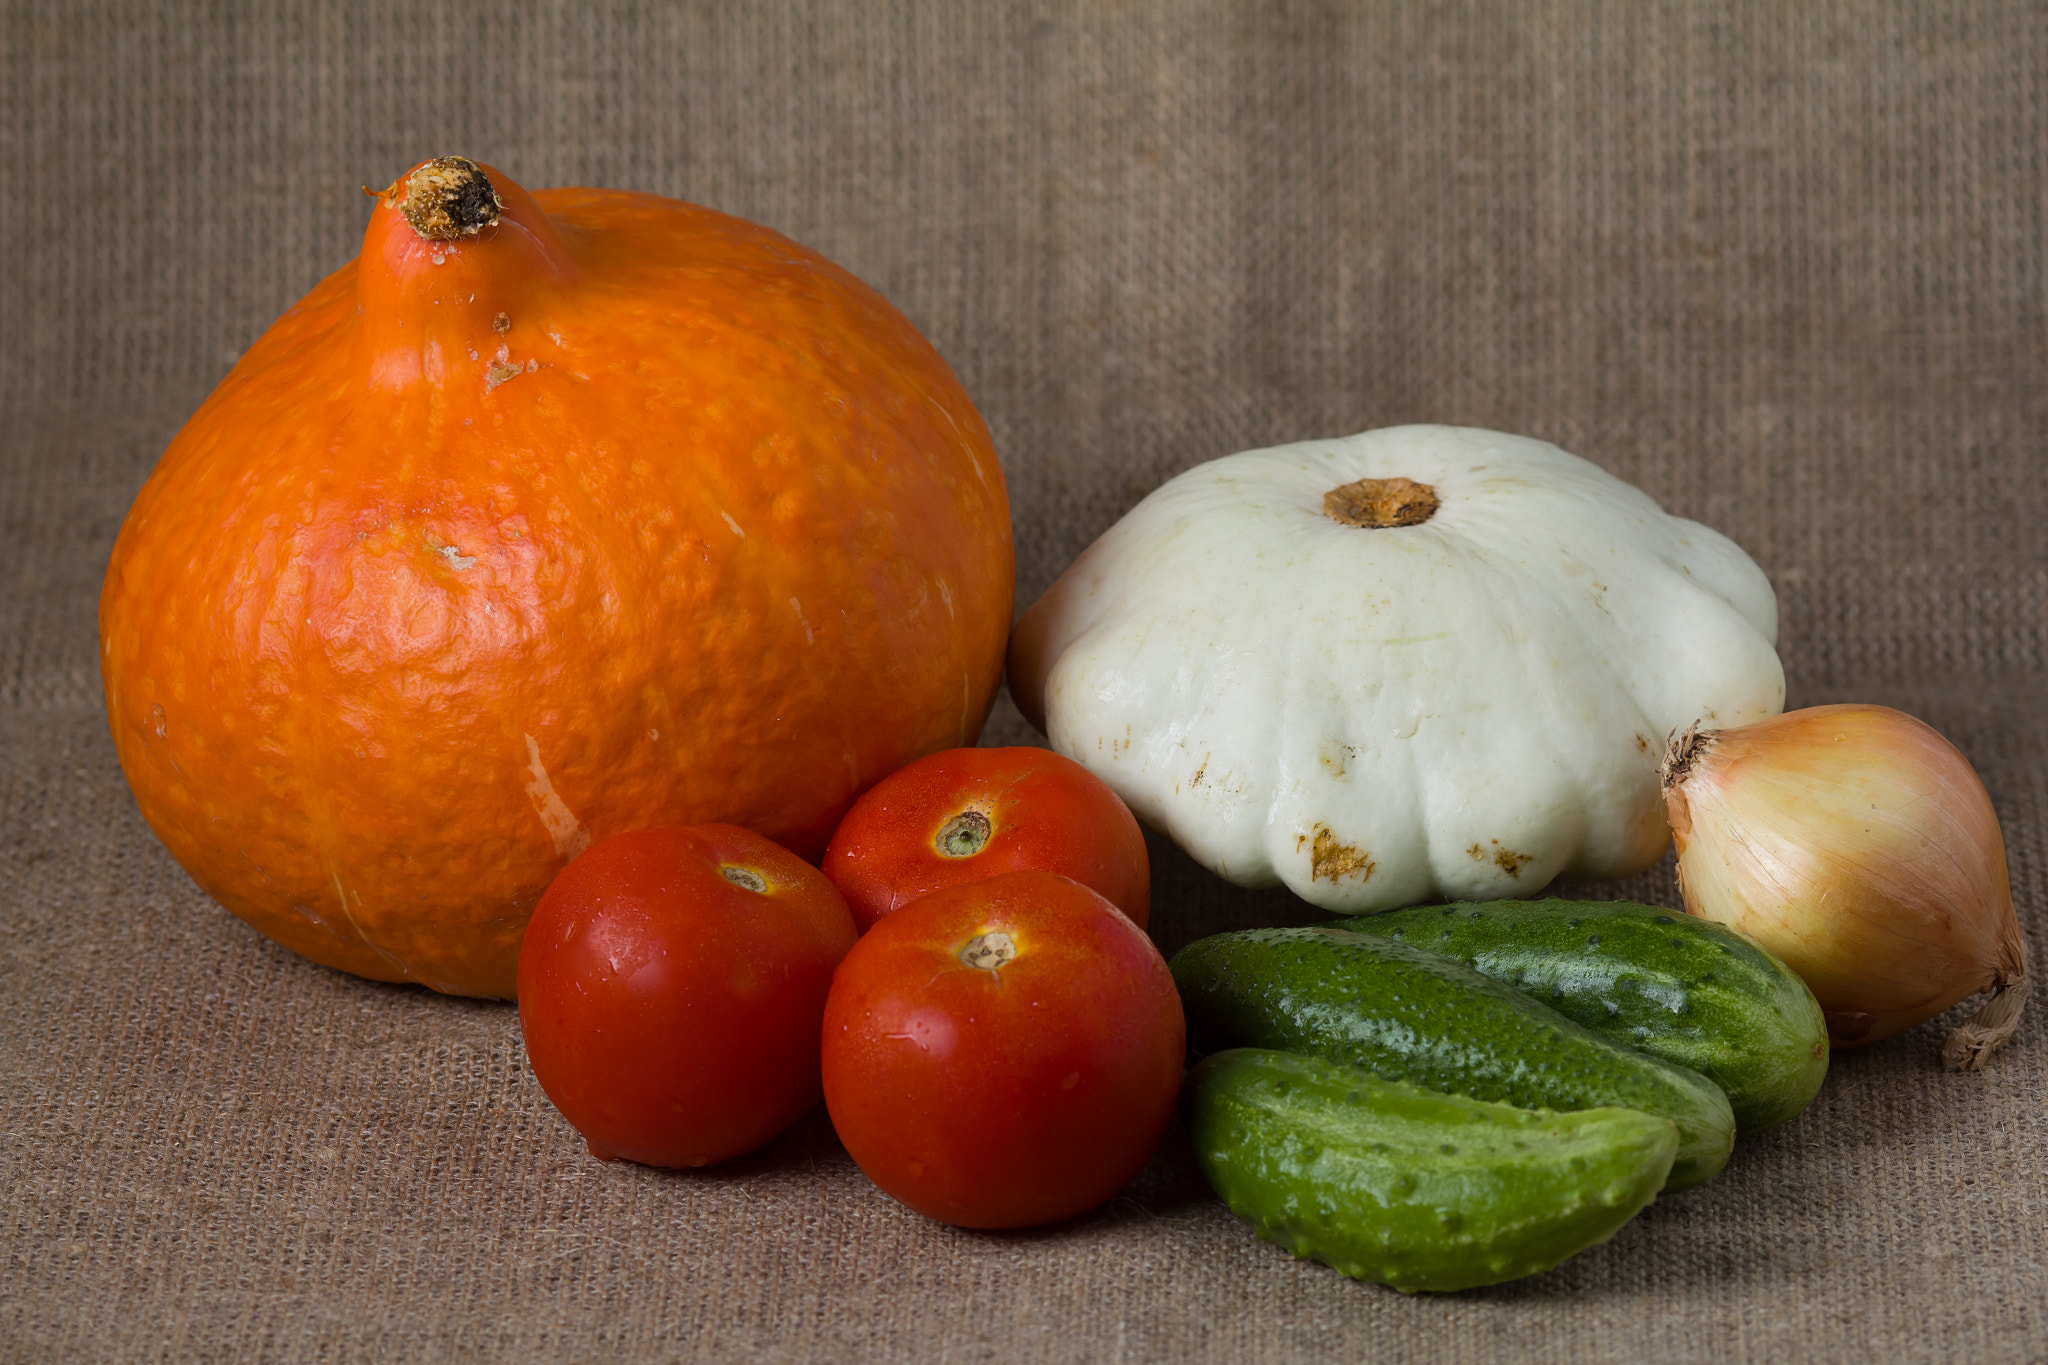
100 157 1014 998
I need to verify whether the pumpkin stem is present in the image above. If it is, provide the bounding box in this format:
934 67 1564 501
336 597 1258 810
1323 477 1439 528
395 157 503 241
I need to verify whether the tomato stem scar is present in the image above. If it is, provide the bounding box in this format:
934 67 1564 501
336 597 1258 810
960 931 1017 971
936 809 993 858
721 866 768 893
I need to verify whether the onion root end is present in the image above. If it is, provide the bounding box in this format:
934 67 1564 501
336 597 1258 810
1941 971 2029 1071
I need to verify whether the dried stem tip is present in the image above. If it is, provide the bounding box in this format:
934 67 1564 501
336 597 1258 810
1323 476 1440 528
398 157 502 240
1660 723 1712 791
1943 971 2030 1070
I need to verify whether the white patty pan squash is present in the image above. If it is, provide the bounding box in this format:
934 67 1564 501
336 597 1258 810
1008 425 1785 912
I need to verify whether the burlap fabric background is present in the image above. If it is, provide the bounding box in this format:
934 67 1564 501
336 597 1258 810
5 3 2045 1361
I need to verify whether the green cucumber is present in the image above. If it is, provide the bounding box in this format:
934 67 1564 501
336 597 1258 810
1331 899 1828 1134
1188 1048 1678 1293
1170 926 1735 1189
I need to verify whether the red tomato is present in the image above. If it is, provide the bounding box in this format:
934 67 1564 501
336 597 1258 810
517 825 858 1168
821 869 1184 1228
822 745 1149 932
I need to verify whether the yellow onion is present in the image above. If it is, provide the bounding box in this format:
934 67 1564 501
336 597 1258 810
1661 704 2027 1068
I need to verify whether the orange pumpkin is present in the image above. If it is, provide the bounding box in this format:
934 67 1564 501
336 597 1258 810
99 157 1013 998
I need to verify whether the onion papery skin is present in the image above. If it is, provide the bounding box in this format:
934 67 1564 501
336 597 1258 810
1663 704 2025 1053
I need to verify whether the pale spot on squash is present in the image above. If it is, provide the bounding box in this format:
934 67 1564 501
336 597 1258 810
429 540 475 571
523 733 592 858
1468 838 1534 877
239 850 275 886
1304 824 1374 882
326 869 405 972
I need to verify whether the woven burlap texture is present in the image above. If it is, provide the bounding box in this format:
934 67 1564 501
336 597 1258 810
5 3 2045 1361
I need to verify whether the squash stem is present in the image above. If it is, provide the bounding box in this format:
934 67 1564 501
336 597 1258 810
392 156 502 240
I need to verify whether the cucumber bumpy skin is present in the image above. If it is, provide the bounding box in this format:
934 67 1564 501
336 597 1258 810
1333 899 1828 1134
1188 1048 1678 1293
1170 926 1735 1189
